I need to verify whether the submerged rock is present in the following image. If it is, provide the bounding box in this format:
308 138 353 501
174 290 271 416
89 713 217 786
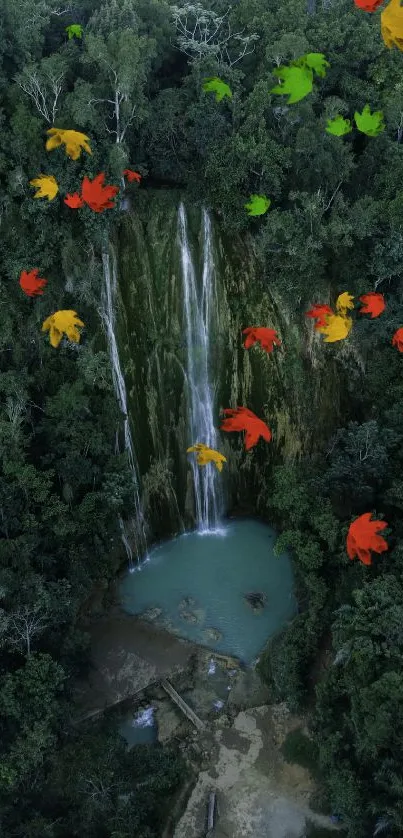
179 596 197 610
180 610 198 624
141 606 163 621
244 591 267 612
203 628 223 642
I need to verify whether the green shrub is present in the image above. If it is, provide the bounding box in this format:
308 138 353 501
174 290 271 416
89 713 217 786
281 728 319 775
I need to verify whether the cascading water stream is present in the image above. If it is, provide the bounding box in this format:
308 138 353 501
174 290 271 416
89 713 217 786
178 203 224 533
100 244 148 569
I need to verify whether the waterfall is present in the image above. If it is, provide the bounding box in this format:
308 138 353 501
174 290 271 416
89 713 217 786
100 245 148 569
178 203 224 533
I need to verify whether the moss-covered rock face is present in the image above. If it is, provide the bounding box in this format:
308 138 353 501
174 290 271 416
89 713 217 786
110 190 345 542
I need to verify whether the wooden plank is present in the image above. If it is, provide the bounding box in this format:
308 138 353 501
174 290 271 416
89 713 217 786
161 679 205 731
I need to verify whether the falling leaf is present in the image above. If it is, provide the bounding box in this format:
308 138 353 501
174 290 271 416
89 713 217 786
354 104 385 137
220 407 272 451
123 169 142 183
46 128 92 160
244 194 271 216
64 192 84 208
346 512 389 566
294 52 330 78
392 327 403 351
305 304 333 329
358 292 385 318
19 268 48 297
381 0 403 50
270 65 314 104
317 313 353 342
335 291 355 313
187 443 227 472
29 174 59 200
66 23 83 39
242 327 281 353
202 77 232 102
41 310 85 348
81 173 119 212
325 115 353 136
354 0 385 9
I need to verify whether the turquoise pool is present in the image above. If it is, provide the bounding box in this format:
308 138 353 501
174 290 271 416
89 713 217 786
119 519 297 664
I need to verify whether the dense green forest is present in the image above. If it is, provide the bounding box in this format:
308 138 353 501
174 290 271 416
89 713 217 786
1 0 403 835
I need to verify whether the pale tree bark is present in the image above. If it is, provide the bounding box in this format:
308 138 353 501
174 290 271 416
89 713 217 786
19 2 73 27
5 605 48 657
16 67 65 123
170 3 259 66
88 68 137 145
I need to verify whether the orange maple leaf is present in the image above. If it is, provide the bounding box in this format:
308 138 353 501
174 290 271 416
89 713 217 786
392 328 403 352
305 304 333 330
64 192 84 208
346 512 389 566
19 268 48 297
358 292 385 318
123 169 142 183
81 173 119 212
242 327 281 354
220 406 272 450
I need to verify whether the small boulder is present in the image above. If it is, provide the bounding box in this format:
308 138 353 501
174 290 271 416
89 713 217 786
141 607 163 621
244 591 267 612
204 627 223 642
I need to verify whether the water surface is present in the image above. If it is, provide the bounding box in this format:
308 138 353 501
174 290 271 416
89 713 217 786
119 519 296 664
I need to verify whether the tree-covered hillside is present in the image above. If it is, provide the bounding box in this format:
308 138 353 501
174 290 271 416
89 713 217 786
1 0 403 836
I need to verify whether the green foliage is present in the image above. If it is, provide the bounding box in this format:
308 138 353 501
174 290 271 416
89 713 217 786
281 727 319 775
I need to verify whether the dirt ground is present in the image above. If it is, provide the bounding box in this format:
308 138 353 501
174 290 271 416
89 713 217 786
174 704 340 838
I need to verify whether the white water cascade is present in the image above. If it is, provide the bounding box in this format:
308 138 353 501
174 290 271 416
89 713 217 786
100 245 148 569
178 203 224 534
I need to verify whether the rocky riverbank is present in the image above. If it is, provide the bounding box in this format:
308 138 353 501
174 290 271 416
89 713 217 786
116 651 341 838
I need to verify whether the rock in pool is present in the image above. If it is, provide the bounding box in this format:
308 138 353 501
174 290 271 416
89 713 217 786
203 627 223 642
141 607 163 621
180 610 198 624
244 591 267 612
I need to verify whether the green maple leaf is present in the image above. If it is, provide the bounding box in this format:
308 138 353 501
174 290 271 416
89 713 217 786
294 52 330 78
325 115 352 136
202 77 232 102
270 65 313 104
244 194 271 216
354 104 385 137
66 23 83 40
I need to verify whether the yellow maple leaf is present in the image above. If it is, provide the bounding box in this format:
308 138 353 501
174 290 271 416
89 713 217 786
29 174 59 200
381 0 403 51
45 128 92 160
41 310 85 348
187 443 227 472
335 291 354 313
318 313 353 343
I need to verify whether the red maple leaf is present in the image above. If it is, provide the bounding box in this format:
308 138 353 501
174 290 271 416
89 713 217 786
64 192 84 208
19 268 48 297
305 304 333 330
220 406 272 451
392 328 403 352
123 169 142 183
346 512 388 566
354 0 384 10
81 173 119 212
358 292 385 318
242 327 281 354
